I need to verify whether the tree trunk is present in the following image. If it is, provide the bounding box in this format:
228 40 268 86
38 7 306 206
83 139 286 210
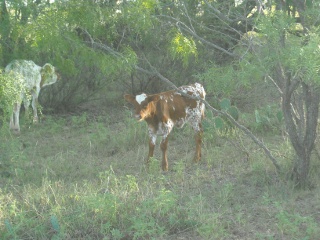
281 79 320 187
292 152 311 187
0 0 13 65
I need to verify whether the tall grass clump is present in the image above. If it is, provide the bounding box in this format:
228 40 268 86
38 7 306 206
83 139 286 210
1 105 320 239
119 110 148 148
0 133 24 179
0 167 199 239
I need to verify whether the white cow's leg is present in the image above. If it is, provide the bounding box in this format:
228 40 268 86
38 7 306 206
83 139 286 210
23 97 30 119
31 92 39 123
10 102 21 133
9 113 14 130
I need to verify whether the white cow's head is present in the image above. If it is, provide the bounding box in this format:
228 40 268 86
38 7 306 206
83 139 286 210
40 63 58 87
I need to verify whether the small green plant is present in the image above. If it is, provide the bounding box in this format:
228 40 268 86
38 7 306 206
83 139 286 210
2 101 320 239
110 228 124 240
129 188 178 239
196 213 230 239
254 105 283 133
204 97 239 133
71 112 88 127
148 157 161 174
0 133 23 178
114 110 148 149
219 98 239 122
4 219 17 240
275 203 319 239
50 215 62 239
172 159 185 180
32 115 68 135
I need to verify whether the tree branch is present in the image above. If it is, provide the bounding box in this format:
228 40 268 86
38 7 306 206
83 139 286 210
203 0 233 23
73 32 280 172
141 56 281 172
158 14 237 57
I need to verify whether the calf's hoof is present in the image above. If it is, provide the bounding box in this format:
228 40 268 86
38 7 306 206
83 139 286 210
193 156 201 163
162 164 168 171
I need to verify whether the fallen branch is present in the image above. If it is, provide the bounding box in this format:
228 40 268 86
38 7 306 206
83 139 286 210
73 31 281 172
140 59 281 172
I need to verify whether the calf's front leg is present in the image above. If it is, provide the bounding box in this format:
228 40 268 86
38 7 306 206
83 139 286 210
147 132 157 168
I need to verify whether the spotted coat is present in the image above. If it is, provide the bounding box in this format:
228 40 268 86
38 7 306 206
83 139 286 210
5 60 58 133
124 83 206 171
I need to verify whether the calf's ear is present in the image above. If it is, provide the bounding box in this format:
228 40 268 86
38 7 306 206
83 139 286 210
124 94 136 104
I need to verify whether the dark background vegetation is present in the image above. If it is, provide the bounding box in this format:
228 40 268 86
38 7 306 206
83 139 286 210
1 0 320 239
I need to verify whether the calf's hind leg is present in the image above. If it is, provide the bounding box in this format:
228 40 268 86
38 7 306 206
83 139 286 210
160 137 169 171
147 137 156 162
10 102 21 133
193 122 203 163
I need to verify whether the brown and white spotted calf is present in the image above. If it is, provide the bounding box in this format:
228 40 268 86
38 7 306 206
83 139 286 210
124 83 206 171
5 60 58 133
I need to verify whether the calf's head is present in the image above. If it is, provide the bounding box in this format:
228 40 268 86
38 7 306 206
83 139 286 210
40 63 59 87
124 93 158 121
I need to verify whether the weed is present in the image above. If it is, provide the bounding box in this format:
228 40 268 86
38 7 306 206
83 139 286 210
196 213 230 239
148 157 161 175
110 228 124 240
172 159 185 181
4 219 17 240
50 215 62 239
71 112 88 127
1 109 320 239
274 202 320 239
253 105 284 133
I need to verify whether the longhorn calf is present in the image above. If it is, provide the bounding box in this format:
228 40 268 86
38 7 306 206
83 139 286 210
5 60 58 133
124 83 206 171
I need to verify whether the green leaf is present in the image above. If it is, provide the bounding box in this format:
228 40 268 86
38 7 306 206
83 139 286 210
205 110 214 120
227 106 239 121
50 215 60 233
219 98 231 110
276 110 283 123
214 117 225 130
170 32 197 66
255 110 262 124
4 219 15 236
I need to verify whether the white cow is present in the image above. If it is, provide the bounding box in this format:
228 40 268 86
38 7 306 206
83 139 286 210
5 60 58 133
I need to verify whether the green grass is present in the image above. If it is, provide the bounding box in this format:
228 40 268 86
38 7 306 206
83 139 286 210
1 108 320 239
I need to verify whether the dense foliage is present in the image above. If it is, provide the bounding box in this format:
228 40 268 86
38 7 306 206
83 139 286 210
2 0 320 238
1 0 320 189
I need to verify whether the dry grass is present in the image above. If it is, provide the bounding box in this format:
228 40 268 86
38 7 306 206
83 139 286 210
1 105 320 239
